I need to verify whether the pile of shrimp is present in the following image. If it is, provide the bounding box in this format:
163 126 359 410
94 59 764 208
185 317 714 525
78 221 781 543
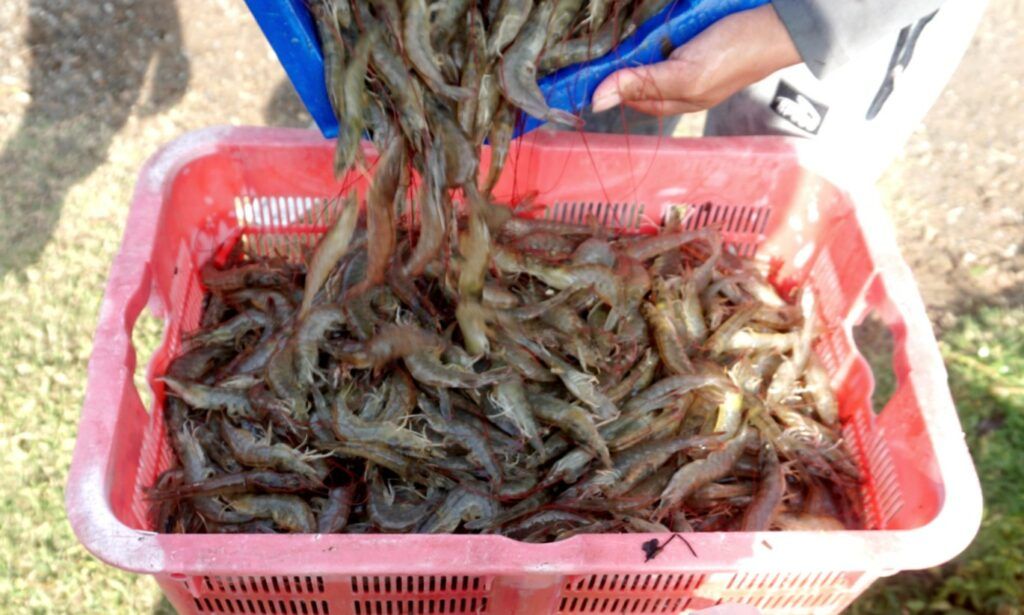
151 0 861 536
152 210 862 536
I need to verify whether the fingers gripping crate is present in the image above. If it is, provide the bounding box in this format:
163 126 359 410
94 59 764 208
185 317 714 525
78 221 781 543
66 127 981 615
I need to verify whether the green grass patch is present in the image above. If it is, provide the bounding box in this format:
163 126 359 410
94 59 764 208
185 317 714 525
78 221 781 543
855 308 1024 614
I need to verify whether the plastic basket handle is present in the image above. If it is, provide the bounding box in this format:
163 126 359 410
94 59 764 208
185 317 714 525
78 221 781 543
244 0 769 139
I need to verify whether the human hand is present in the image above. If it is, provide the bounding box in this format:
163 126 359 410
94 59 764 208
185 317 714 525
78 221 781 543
591 5 801 116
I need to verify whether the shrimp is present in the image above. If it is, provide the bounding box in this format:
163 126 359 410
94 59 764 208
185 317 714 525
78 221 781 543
301 193 359 317
704 303 759 356
486 0 532 59
345 136 405 299
641 301 694 375
572 237 616 267
227 288 294 324
227 495 316 533
503 284 582 320
621 229 711 262
369 0 402 38
539 15 627 73
429 100 479 189
325 440 417 479
313 0 346 116
482 281 519 309
499 217 594 241
508 331 618 420
401 149 447 272
331 390 438 458
418 487 499 533
367 470 442 531
293 304 347 385
528 392 611 468
608 404 692 452
147 470 318 500
220 420 322 481
679 279 708 343
604 349 659 403
512 230 578 261
419 396 504 482
484 103 515 194
172 425 253 524
805 356 840 426
545 0 585 47
248 385 309 441
655 428 752 520
498 2 582 128
473 71 502 145
624 370 732 415
167 345 232 381
738 441 784 531
600 436 705 498
265 340 308 420
402 0 471 100
431 0 472 47
370 45 429 147
317 485 355 533
493 332 557 382
506 510 591 542
334 25 378 177
184 310 271 351
404 350 508 389
489 376 544 454
330 323 443 370
373 368 417 423
455 8 486 135
162 376 255 419
201 262 290 294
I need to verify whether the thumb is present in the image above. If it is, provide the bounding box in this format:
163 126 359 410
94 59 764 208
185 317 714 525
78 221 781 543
591 60 686 112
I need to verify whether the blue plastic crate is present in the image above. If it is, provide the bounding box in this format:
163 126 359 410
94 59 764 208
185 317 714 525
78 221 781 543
244 0 769 138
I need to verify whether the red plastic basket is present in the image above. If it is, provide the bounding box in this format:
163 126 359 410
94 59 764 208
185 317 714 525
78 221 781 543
67 127 981 614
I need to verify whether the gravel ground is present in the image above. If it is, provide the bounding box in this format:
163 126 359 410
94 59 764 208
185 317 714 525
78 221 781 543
0 0 1020 611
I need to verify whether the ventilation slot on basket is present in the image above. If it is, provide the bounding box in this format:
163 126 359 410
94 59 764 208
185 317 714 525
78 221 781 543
130 242 203 530
234 196 342 261
353 597 488 615
199 576 327 596
350 576 487 595
564 573 704 593
705 571 860 614
546 201 644 231
724 571 854 592
558 595 692 614
194 597 330 614
558 574 705 614
845 409 904 529
673 201 771 257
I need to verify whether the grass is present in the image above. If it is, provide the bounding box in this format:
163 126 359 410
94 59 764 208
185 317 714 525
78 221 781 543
0 123 169 613
854 308 1024 614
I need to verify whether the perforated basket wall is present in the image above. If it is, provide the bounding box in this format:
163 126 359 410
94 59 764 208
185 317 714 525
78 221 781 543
67 128 981 615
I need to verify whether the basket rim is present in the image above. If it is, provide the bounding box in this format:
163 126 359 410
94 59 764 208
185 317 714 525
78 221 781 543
65 126 982 577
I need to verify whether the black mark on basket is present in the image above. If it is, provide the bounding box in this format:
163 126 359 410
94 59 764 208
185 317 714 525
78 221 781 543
641 534 697 562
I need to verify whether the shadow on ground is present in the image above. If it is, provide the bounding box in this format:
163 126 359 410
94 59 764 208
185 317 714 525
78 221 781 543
0 0 189 276
264 78 313 129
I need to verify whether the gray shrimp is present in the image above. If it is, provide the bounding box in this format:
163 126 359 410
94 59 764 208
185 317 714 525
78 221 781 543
498 2 583 128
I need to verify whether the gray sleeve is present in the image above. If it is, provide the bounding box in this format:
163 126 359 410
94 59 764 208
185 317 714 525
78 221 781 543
771 0 947 77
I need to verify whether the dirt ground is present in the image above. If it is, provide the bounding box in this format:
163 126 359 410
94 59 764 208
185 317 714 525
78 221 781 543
0 0 1020 611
